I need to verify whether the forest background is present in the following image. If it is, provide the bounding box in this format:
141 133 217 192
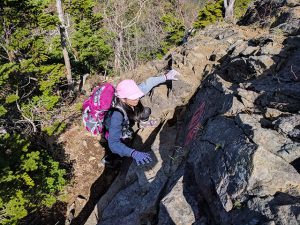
0 0 251 224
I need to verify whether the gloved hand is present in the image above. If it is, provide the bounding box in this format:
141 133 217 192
165 69 179 81
131 150 152 165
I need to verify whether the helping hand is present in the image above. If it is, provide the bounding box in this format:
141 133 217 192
131 150 152 165
165 69 180 81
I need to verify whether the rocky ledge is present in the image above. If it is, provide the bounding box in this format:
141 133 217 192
85 1 300 224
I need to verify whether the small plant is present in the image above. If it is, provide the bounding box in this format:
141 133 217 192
5 94 19 104
0 105 7 117
233 200 242 209
215 143 223 150
42 121 67 136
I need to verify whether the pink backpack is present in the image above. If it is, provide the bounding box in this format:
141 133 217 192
82 83 115 135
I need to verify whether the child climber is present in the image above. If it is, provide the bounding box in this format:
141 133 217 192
103 69 180 166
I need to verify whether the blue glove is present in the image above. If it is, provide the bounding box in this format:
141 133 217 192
165 69 179 80
131 150 152 165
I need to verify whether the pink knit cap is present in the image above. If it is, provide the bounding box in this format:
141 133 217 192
116 79 144 100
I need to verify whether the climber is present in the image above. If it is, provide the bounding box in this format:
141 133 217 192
102 69 180 167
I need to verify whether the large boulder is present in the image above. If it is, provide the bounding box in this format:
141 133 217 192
85 5 300 225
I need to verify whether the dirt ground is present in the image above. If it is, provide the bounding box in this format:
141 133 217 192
58 123 107 224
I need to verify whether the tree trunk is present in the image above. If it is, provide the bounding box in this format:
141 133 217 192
56 0 73 87
114 31 123 76
224 0 235 23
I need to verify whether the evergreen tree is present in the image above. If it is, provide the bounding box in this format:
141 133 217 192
66 0 113 75
159 13 186 57
193 0 224 29
0 1 67 223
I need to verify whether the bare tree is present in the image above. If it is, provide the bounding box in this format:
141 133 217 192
102 0 148 75
98 0 203 75
224 0 235 23
121 0 165 71
56 0 73 87
177 0 204 31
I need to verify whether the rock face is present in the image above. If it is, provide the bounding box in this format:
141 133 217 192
240 0 300 36
85 1 300 225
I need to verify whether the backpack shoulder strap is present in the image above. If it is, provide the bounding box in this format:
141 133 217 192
111 105 129 123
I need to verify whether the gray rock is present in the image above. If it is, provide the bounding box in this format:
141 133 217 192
254 81 300 112
238 0 285 27
271 7 300 35
183 111 257 218
237 88 260 108
283 36 300 48
273 114 300 140
241 46 260 56
216 30 238 40
231 42 248 57
248 55 275 74
260 42 282 55
273 204 300 225
158 177 196 225
265 108 289 118
225 57 257 83
237 113 300 163
286 0 300 7
209 48 228 62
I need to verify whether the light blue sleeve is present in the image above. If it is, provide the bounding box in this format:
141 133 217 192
107 111 134 157
138 75 166 95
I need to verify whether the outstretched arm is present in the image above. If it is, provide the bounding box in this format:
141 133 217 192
138 69 180 95
138 75 166 95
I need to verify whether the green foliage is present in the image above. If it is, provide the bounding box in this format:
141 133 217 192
233 200 243 209
235 0 253 19
21 172 35 187
157 13 185 56
74 102 83 112
71 20 113 74
0 63 19 85
32 94 60 111
67 0 96 22
193 0 224 29
0 134 66 224
21 151 40 172
38 64 65 92
0 105 8 117
0 190 28 224
42 121 67 136
162 13 185 46
5 94 19 104
0 0 64 126
66 0 113 74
